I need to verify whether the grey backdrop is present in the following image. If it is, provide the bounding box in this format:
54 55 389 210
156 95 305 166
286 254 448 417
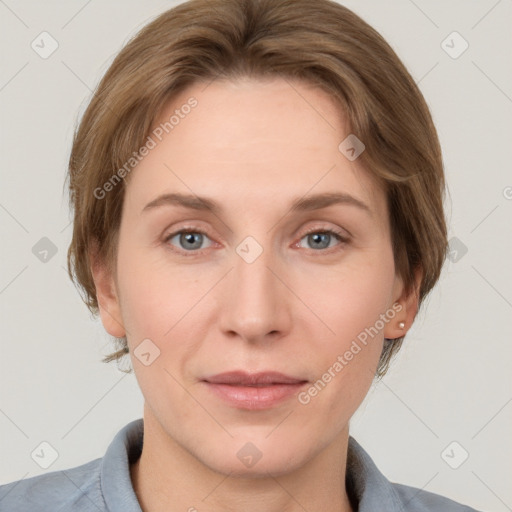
1 1 511 510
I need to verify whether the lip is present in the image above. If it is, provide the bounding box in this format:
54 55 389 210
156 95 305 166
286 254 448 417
201 371 308 410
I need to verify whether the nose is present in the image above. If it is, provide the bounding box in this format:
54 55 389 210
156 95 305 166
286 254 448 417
217 239 292 344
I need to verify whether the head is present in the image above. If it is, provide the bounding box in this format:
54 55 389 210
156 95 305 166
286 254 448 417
66 0 447 476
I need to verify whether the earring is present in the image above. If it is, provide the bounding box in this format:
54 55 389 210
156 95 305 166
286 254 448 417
398 321 405 329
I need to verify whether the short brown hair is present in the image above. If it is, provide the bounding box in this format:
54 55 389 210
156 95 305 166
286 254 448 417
66 0 447 377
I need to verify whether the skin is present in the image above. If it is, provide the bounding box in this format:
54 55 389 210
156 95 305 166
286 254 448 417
91 77 420 512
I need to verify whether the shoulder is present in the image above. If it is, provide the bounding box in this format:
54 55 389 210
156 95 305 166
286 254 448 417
0 457 105 512
391 481 482 511
0 418 143 512
347 436 483 512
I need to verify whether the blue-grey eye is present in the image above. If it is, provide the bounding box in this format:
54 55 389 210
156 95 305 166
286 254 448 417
166 230 212 251
299 231 344 250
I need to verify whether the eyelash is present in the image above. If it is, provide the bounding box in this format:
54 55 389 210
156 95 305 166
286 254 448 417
163 225 350 257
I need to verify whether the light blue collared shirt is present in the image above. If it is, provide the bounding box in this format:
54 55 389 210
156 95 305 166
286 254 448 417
0 418 481 511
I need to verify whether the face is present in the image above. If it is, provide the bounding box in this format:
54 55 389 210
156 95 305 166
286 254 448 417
95 77 411 476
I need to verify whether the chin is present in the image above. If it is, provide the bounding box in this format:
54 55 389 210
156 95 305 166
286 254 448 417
193 436 314 478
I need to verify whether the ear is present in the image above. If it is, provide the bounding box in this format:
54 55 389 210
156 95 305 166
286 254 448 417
89 242 126 338
383 266 422 340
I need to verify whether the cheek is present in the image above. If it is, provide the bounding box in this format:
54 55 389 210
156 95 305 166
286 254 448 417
115 238 202 339
303 247 396 341
298 265 393 428
296 246 395 402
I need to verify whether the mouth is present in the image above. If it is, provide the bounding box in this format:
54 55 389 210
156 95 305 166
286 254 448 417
201 371 309 410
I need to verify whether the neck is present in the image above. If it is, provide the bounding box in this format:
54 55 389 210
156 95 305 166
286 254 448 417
130 411 355 512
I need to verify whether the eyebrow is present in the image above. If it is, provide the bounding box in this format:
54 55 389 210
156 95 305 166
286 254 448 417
141 191 372 216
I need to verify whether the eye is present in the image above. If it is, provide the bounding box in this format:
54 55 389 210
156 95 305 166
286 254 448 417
297 228 349 251
164 228 213 253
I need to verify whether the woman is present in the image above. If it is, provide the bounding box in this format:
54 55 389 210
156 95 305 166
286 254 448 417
0 0 482 510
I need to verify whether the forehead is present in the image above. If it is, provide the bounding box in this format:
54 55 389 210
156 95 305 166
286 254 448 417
124 77 385 217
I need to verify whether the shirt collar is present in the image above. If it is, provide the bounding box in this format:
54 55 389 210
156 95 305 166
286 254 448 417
101 418 144 512
100 418 403 512
346 436 404 510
